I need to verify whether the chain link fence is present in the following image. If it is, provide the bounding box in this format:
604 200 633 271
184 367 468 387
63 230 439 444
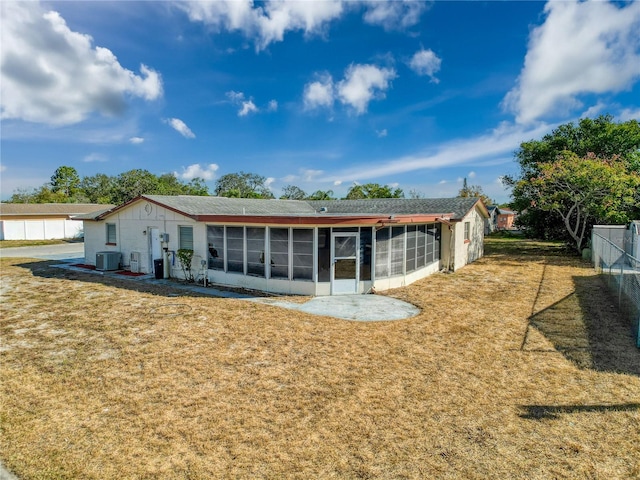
592 232 640 348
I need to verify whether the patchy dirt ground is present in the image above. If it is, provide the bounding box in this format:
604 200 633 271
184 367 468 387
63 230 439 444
1 238 639 479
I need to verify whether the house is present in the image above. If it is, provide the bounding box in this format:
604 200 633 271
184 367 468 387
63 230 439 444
496 208 516 230
485 205 498 234
0 203 113 241
79 195 488 296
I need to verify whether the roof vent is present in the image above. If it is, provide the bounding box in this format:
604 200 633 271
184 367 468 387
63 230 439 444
319 206 328 213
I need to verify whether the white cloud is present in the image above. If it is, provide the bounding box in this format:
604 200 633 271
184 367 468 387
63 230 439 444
83 153 107 163
0 1 162 126
303 74 335 110
468 171 476 179
333 180 342 186
265 177 275 188
179 0 344 51
226 90 261 116
0 165 7 173
238 100 258 117
321 121 553 183
362 0 427 31
408 48 441 82
165 118 196 138
337 64 396 115
129 136 144 144
267 99 278 112
179 1 427 51
504 0 640 124
376 128 388 138
175 163 219 181
618 107 640 122
226 90 246 102
439 180 447 184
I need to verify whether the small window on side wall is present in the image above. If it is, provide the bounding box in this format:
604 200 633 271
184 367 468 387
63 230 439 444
179 226 194 250
106 223 116 244
464 222 471 242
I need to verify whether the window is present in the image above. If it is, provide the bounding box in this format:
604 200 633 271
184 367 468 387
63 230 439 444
179 226 194 250
246 227 265 277
317 228 331 282
416 225 426 268
359 227 372 281
106 223 116 244
207 226 224 270
390 226 405 276
292 229 313 280
426 225 435 263
375 227 390 278
464 221 471 242
405 226 417 273
270 228 290 279
226 227 244 273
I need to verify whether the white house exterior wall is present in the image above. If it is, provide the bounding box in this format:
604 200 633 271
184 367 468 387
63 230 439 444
452 206 485 271
84 201 198 274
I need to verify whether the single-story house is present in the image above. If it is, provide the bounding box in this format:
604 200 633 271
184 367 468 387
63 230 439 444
496 208 516 230
79 195 488 296
0 203 113 241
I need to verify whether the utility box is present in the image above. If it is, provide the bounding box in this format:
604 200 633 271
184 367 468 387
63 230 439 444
130 251 140 273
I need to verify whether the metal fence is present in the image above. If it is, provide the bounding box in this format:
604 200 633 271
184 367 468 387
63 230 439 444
592 233 640 348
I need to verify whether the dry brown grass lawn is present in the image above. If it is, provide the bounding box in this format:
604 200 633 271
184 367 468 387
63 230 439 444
1 237 639 479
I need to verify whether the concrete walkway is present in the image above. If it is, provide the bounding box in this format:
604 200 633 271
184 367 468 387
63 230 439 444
51 263 420 322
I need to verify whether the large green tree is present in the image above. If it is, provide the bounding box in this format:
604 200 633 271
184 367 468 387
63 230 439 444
344 183 404 199
523 152 640 252
214 172 274 199
50 166 81 198
505 115 640 241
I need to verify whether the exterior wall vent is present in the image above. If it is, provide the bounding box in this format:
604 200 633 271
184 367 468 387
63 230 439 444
319 207 328 213
96 251 121 271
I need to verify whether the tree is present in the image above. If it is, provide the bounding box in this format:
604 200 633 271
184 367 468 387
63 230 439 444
214 172 274 199
344 183 404 199
80 173 115 204
111 169 161 204
523 152 640 252
306 189 335 201
458 178 494 206
505 115 640 240
50 166 81 200
280 185 307 200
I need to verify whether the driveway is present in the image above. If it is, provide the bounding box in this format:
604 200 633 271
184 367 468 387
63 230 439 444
0 243 85 262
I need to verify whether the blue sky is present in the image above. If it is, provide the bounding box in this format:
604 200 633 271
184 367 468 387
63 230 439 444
1 0 639 203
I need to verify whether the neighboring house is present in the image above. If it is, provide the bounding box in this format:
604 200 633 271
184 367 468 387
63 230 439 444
496 208 516 230
0 203 113 241
79 195 488 296
485 205 498 234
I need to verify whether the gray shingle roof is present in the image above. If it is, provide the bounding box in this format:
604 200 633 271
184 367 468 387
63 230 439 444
306 197 483 220
86 195 485 221
0 203 113 217
144 195 317 216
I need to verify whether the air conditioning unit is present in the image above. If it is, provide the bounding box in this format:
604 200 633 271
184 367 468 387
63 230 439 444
130 251 141 273
96 251 121 271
